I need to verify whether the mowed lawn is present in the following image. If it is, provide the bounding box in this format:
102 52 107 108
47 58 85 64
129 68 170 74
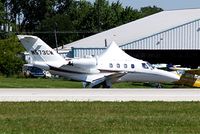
0 76 82 88
0 76 183 88
0 102 200 133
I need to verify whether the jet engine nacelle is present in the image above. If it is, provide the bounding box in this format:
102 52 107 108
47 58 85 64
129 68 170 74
69 58 97 68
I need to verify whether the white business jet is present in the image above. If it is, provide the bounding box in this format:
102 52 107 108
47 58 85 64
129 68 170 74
18 35 180 88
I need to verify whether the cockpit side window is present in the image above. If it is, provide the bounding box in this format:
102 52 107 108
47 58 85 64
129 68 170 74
142 63 149 69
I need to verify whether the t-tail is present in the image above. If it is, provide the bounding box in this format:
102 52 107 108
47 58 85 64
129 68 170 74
18 35 67 70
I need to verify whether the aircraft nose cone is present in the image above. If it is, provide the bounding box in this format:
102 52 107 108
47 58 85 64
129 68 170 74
168 72 180 82
158 69 180 83
165 71 180 83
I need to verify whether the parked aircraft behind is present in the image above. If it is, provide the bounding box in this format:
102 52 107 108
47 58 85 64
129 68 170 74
169 66 200 87
153 63 200 87
18 35 180 88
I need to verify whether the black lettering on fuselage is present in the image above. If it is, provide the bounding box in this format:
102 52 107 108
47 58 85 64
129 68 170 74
31 50 36 55
30 50 54 55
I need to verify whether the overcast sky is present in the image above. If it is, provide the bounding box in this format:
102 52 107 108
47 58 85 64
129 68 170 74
88 0 200 10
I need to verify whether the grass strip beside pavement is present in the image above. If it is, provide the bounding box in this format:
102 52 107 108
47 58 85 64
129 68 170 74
0 76 82 88
0 76 184 88
0 102 199 133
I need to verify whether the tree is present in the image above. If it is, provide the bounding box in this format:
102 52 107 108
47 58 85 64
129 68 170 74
139 6 163 18
93 0 110 31
121 6 140 24
78 0 112 33
0 36 24 76
54 0 73 14
108 1 124 27
0 0 5 25
37 14 75 48
8 0 55 32
7 0 164 46
0 0 165 77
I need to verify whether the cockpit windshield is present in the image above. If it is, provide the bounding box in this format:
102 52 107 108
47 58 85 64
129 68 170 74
142 62 155 70
146 62 155 70
142 63 149 69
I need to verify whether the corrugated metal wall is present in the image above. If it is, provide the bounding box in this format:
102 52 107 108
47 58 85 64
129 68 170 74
72 48 105 58
72 19 200 57
121 19 200 50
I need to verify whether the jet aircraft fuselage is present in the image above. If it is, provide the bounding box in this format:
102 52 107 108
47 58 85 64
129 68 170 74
18 35 180 88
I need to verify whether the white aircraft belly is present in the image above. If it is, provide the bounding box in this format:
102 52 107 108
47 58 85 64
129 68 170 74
118 72 174 83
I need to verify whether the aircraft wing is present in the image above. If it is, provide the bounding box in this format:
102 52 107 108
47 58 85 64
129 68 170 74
184 69 200 75
84 71 127 88
104 71 127 82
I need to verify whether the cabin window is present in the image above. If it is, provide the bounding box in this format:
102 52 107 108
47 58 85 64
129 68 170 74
117 63 120 68
124 64 127 68
142 63 149 69
131 64 135 68
109 63 113 68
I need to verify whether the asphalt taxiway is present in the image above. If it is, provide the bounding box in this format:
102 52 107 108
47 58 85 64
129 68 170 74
0 89 200 102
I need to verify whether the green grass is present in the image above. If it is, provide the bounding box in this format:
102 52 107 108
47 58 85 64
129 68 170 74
0 76 197 133
0 102 200 133
0 76 186 88
0 76 82 88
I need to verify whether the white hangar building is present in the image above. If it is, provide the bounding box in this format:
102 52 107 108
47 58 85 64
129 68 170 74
59 8 200 68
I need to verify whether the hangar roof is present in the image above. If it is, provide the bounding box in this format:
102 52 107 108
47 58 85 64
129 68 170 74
60 8 200 49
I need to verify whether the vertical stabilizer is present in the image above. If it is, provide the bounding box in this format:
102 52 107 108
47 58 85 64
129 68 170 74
18 35 66 67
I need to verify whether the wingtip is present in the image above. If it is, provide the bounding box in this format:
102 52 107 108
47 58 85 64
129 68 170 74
17 35 38 40
17 35 24 40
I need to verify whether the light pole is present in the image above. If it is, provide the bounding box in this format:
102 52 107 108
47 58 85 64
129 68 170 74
54 22 58 53
97 0 100 32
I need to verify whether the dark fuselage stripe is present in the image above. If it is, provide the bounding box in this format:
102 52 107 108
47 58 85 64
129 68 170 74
49 66 85 74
